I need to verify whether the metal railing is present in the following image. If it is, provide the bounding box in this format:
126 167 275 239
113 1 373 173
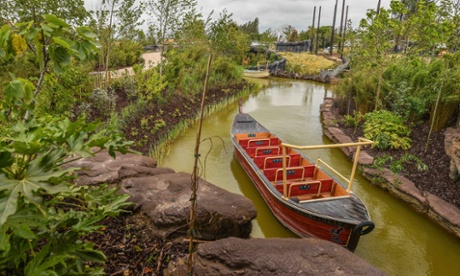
280 138 373 200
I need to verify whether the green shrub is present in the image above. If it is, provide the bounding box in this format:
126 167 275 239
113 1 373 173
372 153 427 174
363 110 412 150
342 111 364 132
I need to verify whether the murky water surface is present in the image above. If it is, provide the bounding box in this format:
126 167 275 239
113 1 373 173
160 78 460 276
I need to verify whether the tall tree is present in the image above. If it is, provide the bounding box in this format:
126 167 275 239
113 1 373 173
356 8 397 110
91 0 143 84
0 0 89 25
147 0 197 78
240 17 260 41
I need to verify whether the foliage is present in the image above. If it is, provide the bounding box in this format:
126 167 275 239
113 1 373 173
335 0 460 133
1 15 133 274
0 0 90 26
94 39 144 69
363 110 412 150
239 17 260 41
132 64 167 101
372 153 428 174
90 0 144 82
0 14 100 110
162 9 247 95
259 28 278 46
342 111 364 133
146 0 197 78
0 79 132 274
37 61 95 116
208 10 251 63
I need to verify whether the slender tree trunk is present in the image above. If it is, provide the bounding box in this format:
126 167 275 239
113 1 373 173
341 5 349 59
377 0 382 14
315 6 321 55
338 0 346 57
330 0 338 55
375 74 382 110
105 0 116 87
188 53 213 275
310 6 316 53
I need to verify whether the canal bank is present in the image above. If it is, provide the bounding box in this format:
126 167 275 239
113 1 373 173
320 97 460 239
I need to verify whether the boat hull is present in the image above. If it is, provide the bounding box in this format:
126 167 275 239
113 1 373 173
243 70 269 78
234 147 362 247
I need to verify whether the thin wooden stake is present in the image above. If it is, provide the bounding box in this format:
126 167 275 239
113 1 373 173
188 53 213 275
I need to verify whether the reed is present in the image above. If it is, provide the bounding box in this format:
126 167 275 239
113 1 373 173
149 85 255 162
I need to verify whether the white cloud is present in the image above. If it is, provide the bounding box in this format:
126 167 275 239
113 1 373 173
196 0 391 31
84 0 391 32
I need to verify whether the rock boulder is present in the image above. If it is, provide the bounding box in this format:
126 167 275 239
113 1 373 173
165 237 386 276
444 127 460 184
67 150 257 240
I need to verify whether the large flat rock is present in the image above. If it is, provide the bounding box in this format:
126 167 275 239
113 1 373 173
166 237 386 275
120 172 257 239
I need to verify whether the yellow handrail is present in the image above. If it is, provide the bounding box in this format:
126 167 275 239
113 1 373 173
281 138 373 199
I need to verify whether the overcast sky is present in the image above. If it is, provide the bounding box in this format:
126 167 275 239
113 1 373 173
195 0 391 32
85 0 391 32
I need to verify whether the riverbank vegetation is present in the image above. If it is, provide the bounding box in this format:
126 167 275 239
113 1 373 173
0 0 263 274
333 0 460 208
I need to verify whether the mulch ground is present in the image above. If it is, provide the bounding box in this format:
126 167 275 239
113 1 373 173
338 120 460 209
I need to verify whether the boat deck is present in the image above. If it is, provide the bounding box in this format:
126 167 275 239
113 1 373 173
232 113 371 224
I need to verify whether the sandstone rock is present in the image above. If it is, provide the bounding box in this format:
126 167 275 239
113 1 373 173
355 151 374 165
444 127 460 183
120 172 257 240
324 126 355 157
363 168 426 206
68 150 257 240
66 150 157 185
165 237 386 276
426 193 460 237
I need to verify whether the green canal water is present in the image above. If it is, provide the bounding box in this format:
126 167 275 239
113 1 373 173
160 78 460 276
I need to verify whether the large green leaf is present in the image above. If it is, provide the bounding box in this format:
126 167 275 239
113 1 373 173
43 14 69 29
76 26 97 39
48 45 70 74
52 36 72 50
0 169 72 225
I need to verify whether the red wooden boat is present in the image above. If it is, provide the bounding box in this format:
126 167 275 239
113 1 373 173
231 112 375 251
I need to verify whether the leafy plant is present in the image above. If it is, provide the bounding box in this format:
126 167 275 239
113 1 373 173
363 110 412 150
343 111 364 133
133 64 167 102
0 16 133 275
372 153 427 174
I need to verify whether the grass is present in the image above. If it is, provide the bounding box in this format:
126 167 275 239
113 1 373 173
279 52 338 75
149 85 256 163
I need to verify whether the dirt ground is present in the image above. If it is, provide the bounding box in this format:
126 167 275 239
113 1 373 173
338 120 460 209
